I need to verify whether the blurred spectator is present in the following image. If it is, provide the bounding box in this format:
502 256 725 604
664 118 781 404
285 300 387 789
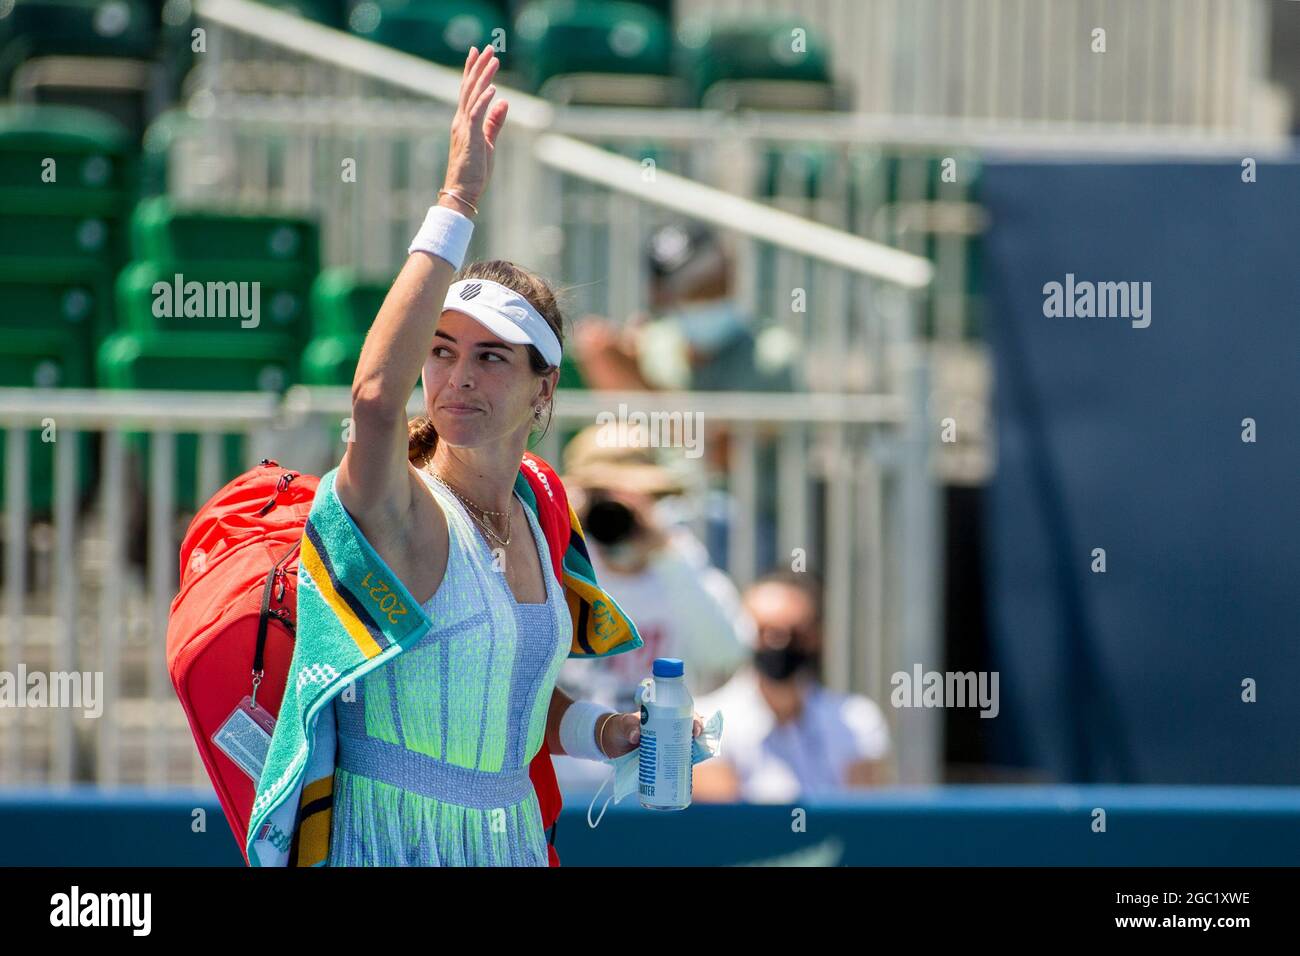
574 223 799 394
572 223 799 572
693 570 891 802
551 422 754 795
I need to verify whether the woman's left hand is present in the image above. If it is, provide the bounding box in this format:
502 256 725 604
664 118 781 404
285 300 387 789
599 711 704 760
442 45 508 213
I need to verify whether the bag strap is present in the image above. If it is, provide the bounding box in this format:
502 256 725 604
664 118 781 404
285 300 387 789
250 464 302 702
254 545 299 657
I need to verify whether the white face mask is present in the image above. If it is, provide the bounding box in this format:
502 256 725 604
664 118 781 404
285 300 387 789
671 300 746 352
586 709 725 828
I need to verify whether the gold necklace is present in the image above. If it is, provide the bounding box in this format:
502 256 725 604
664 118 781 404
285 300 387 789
430 470 512 547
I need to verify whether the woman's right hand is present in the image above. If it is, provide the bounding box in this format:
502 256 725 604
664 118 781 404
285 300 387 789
441 45 508 215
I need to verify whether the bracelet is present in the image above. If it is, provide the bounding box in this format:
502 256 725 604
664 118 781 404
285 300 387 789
437 187 479 216
595 712 617 760
407 204 474 270
559 700 616 762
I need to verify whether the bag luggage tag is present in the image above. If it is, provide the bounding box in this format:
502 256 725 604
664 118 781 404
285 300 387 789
212 526 298 783
211 672 277 783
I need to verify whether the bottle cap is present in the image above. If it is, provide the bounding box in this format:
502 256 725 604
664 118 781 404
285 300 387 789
653 658 684 678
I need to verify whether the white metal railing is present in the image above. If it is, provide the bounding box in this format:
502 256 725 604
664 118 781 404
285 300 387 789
0 388 282 789
0 384 939 787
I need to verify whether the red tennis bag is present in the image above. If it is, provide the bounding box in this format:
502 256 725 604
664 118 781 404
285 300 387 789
166 457 566 865
166 459 316 862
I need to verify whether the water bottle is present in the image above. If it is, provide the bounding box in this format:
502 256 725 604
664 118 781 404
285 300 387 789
636 658 693 811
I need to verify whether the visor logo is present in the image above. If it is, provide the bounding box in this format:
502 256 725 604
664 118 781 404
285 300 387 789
459 282 483 301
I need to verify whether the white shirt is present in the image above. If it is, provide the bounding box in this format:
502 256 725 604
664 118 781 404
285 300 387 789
552 526 753 797
696 666 891 803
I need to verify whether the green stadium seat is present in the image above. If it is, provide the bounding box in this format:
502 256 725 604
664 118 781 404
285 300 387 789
676 18 834 110
116 259 314 339
0 258 114 344
0 0 158 133
0 104 135 211
346 0 504 68
0 207 126 266
97 330 298 393
0 329 91 391
129 197 321 273
310 267 390 337
0 107 136 362
0 328 96 514
0 0 158 91
0 106 135 344
97 330 299 508
514 0 676 105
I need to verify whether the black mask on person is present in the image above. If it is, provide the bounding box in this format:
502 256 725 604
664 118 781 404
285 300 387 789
753 644 812 681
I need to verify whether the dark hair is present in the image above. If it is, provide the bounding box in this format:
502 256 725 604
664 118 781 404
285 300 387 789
407 259 565 466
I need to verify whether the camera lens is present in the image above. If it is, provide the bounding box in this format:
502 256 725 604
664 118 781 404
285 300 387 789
584 499 637 546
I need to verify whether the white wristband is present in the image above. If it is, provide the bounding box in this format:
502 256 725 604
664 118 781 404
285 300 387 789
407 204 474 270
559 700 616 762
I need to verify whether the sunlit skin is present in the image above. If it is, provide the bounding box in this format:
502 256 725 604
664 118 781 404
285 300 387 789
423 44 722 771
419 308 703 752
421 308 557 516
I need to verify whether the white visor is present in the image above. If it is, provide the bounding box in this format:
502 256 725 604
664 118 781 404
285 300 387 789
442 278 562 368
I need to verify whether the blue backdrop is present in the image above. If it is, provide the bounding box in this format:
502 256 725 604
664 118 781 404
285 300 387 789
978 158 1300 782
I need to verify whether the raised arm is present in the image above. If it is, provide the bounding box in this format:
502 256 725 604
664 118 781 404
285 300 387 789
336 46 508 529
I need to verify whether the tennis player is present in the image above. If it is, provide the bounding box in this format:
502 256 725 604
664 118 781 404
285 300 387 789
331 45 701 865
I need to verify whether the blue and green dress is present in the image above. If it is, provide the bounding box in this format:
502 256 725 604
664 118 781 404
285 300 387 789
327 470 572 866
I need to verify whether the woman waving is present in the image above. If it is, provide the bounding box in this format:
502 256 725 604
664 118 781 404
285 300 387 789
299 45 702 866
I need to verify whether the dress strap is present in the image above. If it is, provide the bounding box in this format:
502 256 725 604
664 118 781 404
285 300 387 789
414 469 480 612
